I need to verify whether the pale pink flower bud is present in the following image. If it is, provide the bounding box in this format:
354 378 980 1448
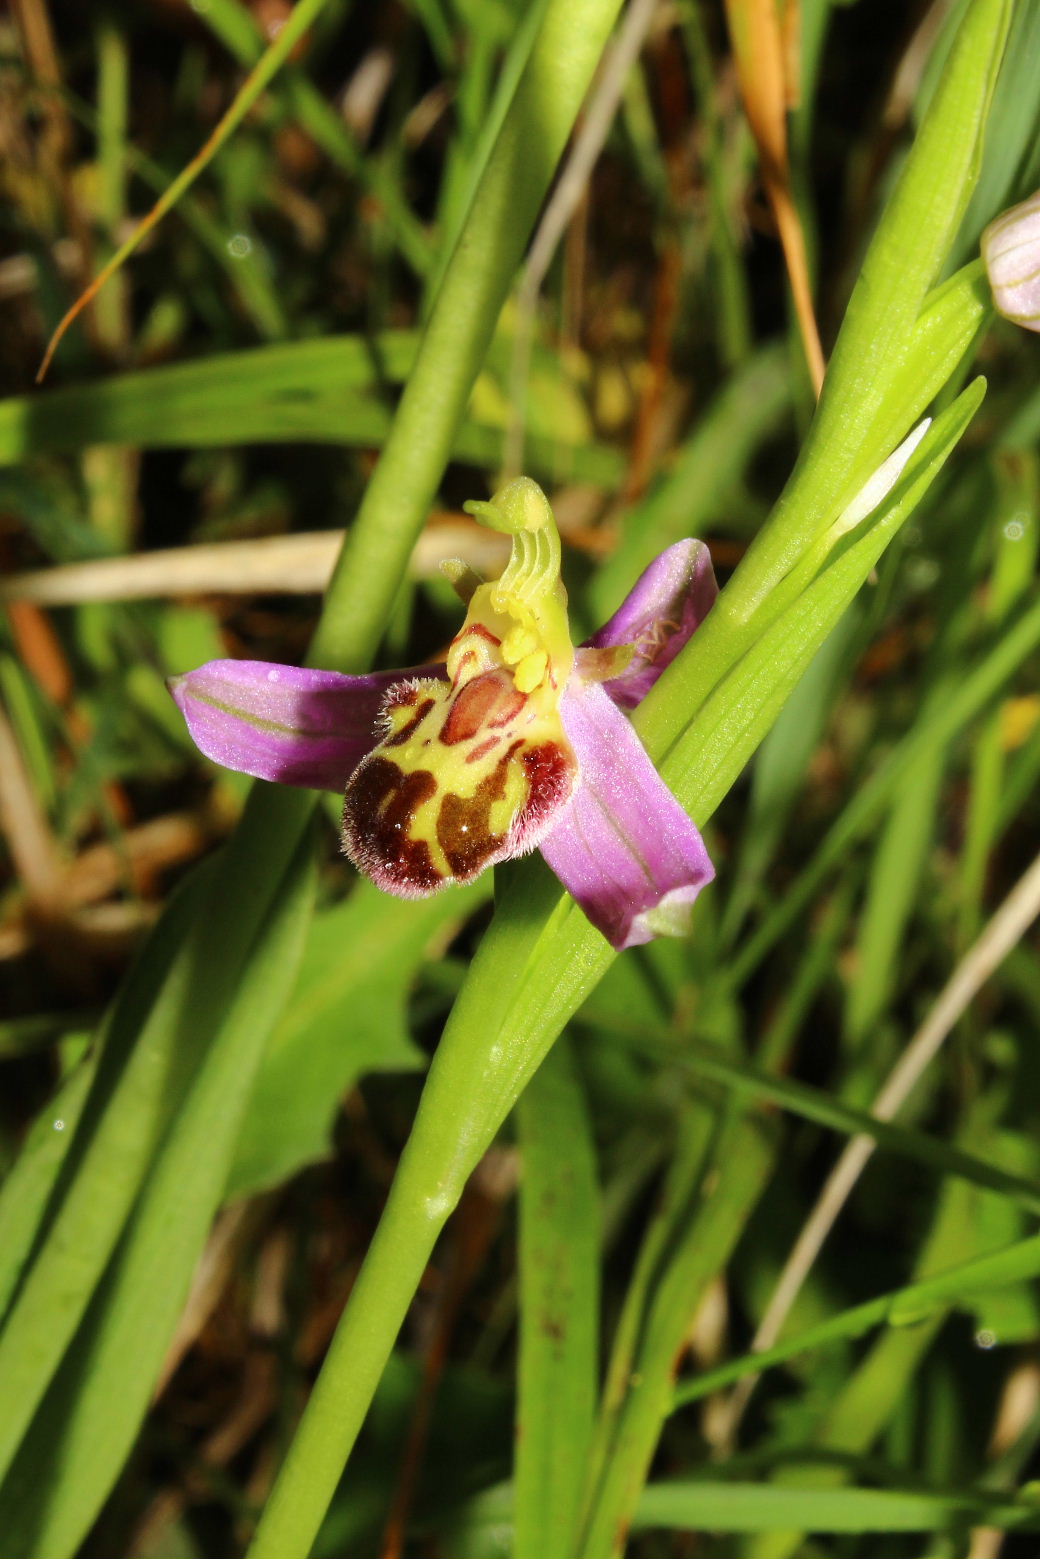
982 191 1040 332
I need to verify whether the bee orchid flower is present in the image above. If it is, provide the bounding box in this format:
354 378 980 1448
170 478 716 950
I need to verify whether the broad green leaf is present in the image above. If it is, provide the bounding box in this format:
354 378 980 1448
225 878 488 1201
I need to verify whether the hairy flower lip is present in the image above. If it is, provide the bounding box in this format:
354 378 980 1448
169 536 718 950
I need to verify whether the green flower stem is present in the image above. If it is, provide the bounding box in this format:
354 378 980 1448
246 862 616 1558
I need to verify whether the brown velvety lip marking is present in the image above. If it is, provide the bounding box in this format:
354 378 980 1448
342 757 442 893
436 748 512 879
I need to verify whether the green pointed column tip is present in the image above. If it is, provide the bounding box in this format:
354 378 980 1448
464 477 567 636
464 475 555 536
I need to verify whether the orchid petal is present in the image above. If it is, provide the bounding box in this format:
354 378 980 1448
539 679 714 950
580 539 718 708
170 658 444 792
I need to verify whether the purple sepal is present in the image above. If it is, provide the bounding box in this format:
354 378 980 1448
540 679 714 950
582 540 718 708
169 658 445 792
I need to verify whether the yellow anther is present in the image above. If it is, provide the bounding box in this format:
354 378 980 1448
502 624 538 665
513 650 548 694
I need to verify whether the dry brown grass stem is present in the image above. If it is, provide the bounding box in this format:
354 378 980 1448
1 523 512 606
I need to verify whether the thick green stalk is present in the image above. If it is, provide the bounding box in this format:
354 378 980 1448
245 872 616 1558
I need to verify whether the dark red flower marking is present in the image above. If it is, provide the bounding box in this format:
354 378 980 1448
441 671 525 746
341 756 442 895
382 696 436 748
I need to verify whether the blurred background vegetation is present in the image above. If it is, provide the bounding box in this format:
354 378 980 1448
2 0 1040 1555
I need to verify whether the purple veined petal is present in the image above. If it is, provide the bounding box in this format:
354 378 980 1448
169 658 446 792
539 678 714 950
580 539 718 708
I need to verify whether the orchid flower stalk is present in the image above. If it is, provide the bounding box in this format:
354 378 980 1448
171 478 717 950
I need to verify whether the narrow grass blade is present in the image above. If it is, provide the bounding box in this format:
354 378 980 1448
577 1122 775 1559
673 1231 1040 1408
675 1045 1040 1215
0 825 317 1559
515 1037 599 1559
0 788 310 1490
38 0 333 377
632 1479 1040 1535
844 744 945 1045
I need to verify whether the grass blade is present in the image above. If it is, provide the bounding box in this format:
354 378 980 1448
515 1037 599 1559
